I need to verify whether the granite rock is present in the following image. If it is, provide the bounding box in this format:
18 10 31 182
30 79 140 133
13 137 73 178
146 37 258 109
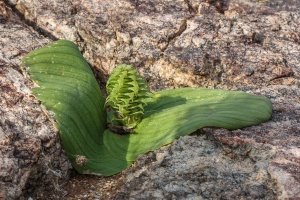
0 5 70 199
2 0 300 199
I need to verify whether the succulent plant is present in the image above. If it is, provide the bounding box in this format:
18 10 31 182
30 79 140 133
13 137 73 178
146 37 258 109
22 40 272 176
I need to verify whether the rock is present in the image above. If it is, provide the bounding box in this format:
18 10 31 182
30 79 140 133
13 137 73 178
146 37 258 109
0 5 70 199
2 0 300 199
114 133 278 199
7 0 300 90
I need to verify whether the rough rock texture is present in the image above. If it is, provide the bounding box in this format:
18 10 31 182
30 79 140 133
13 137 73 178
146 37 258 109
115 133 278 199
7 0 300 90
2 0 300 199
0 4 70 199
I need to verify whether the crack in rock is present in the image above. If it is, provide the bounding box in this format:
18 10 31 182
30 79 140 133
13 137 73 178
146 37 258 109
160 18 188 52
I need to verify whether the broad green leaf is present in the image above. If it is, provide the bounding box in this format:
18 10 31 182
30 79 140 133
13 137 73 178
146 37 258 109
104 88 272 161
22 40 132 176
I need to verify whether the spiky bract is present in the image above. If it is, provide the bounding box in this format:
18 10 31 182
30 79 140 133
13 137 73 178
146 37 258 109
106 64 153 128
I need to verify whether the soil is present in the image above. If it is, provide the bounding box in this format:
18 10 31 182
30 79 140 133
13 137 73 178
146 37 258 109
62 171 124 200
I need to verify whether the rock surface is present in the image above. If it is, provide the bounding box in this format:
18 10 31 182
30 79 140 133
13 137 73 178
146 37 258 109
1 0 300 199
0 4 70 199
115 133 278 199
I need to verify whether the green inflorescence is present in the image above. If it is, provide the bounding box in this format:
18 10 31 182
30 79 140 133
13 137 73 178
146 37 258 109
105 64 153 128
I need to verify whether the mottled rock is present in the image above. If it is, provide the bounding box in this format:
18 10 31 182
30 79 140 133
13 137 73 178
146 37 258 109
0 6 70 199
3 0 300 199
115 134 278 199
7 0 300 90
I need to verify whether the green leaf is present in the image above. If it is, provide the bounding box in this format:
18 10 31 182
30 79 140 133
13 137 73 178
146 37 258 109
22 40 132 176
104 88 272 161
